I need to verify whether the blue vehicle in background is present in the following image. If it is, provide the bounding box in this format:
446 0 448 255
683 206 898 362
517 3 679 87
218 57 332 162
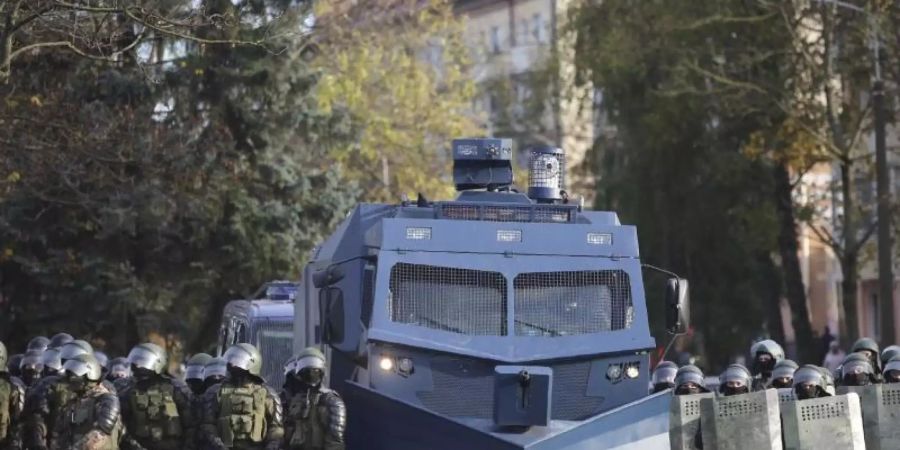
219 280 297 388
294 139 690 449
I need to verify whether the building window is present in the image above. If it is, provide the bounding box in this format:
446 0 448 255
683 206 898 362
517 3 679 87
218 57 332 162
532 13 544 43
519 19 529 45
490 26 501 54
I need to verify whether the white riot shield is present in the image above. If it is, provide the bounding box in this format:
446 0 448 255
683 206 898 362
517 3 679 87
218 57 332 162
781 393 865 450
669 393 713 450
777 388 795 405
837 384 900 450
699 389 782 450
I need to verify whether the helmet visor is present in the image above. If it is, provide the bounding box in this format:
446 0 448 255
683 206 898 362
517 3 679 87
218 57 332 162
224 347 253 371
185 365 205 381
205 361 228 379
63 358 101 381
128 347 161 372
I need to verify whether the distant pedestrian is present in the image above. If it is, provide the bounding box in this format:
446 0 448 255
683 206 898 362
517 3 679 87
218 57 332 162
822 341 845 372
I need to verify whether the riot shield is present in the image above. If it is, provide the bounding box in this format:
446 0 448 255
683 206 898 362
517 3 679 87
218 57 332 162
669 393 713 450
837 384 900 450
781 392 865 450
777 388 795 405
699 389 782 450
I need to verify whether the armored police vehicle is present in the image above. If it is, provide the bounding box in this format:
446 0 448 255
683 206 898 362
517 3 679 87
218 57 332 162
219 281 297 388
294 139 690 449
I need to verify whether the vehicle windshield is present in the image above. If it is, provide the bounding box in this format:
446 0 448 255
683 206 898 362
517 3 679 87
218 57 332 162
388 263 633 337
256 323 293 388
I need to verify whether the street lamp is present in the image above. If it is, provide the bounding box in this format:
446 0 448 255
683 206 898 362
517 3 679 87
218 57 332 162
816 0 893 344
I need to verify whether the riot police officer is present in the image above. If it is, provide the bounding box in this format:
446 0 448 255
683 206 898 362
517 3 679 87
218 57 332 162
0 341 26 450
27 337 50 353
883 356 900 384
49 353 121 450
840 353 876 386
283 348 345 450
719 364 752 396
19 350 44 388
749 339 784 390
201 344 283 450
280 356 299 406
184 354 212 397
25 344 94 450
47 334 73 350
851 337 882 381
793 365 832 400
768 359 798 389
95 351 110 379
673 365 709 395
118 343 193 450
108 358 132 382
650 361 678 393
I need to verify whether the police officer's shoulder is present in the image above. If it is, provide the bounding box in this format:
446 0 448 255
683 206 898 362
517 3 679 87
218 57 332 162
263 384 281 399
203 382 224 399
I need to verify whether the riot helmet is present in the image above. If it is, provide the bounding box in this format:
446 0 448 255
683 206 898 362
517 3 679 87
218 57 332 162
94 351 108 369
294 347 326 387
880 345 900 369
851 337 881 373
769 359 799 389
27 336 50 352
41 348 63 376
0 341 7 373
793 365 831 400
64 353 103 391
204 357 228 384
49 333 74 349
19 350 44 385
883 357 900 384
59 340 93 362
673 365 709 395
283 355 298 377
7 354 22 378
841 357 875 386
719 364 752 396
223 343 263 377
750 339 785 377
185 353 212 381
107 357 131 381
651 361 678 393
128 343 168 376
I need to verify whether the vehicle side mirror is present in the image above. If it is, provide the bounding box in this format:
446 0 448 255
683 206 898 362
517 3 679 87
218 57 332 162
665 278 690 334
319 287 345 344
313 265 345 288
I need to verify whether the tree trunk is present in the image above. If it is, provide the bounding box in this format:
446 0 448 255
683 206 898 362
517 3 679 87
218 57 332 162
839 161 860 342
761 253 787 345
773 162 815 361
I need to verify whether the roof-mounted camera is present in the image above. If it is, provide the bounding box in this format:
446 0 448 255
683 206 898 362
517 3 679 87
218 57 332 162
452 138 514 192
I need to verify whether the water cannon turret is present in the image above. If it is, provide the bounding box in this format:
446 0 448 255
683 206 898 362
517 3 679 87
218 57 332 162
452 138 513 191
527 146 566 203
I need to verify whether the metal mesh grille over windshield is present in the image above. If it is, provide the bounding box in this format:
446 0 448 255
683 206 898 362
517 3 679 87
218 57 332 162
389 263 507 335
255 322 293 388
514 270 633 336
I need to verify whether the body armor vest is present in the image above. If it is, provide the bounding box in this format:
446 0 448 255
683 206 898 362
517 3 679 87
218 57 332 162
63 392 120 450
217 384 267 447
0 379 11 442
128 382 182 442
287 391 327 449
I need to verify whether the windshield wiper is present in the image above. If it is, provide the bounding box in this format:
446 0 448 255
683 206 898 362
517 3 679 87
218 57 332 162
514 319 562 337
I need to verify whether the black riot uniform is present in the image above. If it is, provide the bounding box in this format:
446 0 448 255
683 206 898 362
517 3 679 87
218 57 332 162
283 347 345 450
49 354 121 450
117 343 194 450
201 344 283 450
0 341 26 450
